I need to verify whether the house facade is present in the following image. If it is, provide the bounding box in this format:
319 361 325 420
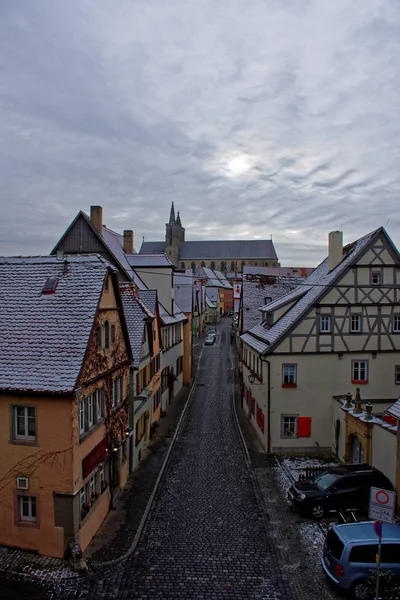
241 228 400 454
0 256 132 558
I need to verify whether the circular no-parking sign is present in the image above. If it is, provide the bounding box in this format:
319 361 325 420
376 490 390 505
374 520 383 537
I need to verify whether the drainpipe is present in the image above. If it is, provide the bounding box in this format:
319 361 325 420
261 356 271 453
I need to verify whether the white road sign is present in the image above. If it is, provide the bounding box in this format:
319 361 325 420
369 487 396 523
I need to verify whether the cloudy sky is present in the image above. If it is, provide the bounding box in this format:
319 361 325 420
1 0 399 266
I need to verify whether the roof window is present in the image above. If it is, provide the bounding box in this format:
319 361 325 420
42 277 59 294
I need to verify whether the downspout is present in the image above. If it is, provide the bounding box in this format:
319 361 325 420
261 356 271 453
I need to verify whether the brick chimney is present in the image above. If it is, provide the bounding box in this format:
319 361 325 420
90 206 103 236
328 230 343 272
123 230 134 254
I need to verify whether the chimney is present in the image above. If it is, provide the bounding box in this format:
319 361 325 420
123 230 134 254
328 230 343 272
90 206 103 236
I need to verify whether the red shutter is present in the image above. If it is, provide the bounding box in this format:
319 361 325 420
260 412 265 433
297 416 311 437
384 415 397 426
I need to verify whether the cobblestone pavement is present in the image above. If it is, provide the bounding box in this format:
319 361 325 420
73 317 295 599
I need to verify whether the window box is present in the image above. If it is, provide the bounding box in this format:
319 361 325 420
282 383 297 388
351 379 369 384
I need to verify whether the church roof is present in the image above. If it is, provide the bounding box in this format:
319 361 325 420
139 239 277 260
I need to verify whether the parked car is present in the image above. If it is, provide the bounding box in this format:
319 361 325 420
288 464 394 519
204 334 215 346
208 327 217 337
321 521 400 599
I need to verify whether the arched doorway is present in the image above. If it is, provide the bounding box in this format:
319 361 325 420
350 434 364 463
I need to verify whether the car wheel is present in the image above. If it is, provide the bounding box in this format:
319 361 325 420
310 504 325 519
352 580 370 599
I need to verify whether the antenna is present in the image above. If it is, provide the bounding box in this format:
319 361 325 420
384 218 390 228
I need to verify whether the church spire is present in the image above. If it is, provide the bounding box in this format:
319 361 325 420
176 210 182 227
168 202 176 225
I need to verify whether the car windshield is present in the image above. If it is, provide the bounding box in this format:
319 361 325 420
314 473 339 491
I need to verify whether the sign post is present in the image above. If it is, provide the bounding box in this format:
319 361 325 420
373 520 383 600
369 487 396 523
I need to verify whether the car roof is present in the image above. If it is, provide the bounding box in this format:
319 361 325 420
323 464 381 477
334 521 400 544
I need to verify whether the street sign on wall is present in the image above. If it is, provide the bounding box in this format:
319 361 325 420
369 487 396 523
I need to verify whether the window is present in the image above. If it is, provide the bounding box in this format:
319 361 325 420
19 495 37 522
104 276 109 291
112 377 122 407
350 314 362 333
104 321 110 349
352 360 368 383
88 395 94 428
371 271 381 286
111 324 116 344
191 262 196 271
79 399 85 434
264 297 272 305
153 387 161 411
349 545 376 564
282 416 297 437
95 388 104 420
396 366 400 385
231 261 235 272
181 262 185 269
282 364 297 386
211 261 215 270
79 487 86 510
89 475 95 501
393 315 400 332
176 356 183 377
14 406 36 440
320 315 331 333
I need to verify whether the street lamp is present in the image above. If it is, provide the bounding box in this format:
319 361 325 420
248 373 263 385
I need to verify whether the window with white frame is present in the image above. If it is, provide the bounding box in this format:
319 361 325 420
350 314 362 333
393 315 400 332
371 271 381 286
352 360 368 382
112 377 122 407
14 406 36 440
282 415 297 437
95 388 104 421
19 495 37 522
89 475 95 501
395 366 400 385
282 364 297 385
320 315 331 333
79 399 85 434
88 395 94 428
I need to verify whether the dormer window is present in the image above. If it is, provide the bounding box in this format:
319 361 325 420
264 297 272 305
42 277 58 294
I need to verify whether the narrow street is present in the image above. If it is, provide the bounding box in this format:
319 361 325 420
0 319 296 599
78 316 294 599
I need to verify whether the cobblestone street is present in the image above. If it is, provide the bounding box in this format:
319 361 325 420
0 318 335 600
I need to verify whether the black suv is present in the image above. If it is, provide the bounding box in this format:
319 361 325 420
288 464 394 519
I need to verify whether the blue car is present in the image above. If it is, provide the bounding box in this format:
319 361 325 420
321 521 400 599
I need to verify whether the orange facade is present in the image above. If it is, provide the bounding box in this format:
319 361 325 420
0 273 131 558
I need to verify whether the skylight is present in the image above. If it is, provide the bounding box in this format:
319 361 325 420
42 277 59 294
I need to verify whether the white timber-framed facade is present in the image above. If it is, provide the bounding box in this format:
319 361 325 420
241 228 400 454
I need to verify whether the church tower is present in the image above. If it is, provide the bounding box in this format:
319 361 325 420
165 202 185 266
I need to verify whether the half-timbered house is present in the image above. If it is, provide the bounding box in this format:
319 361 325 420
241 228 400 453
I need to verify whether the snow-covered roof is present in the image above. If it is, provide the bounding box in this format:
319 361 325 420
206 288 219 303
120 284 154 365
138 290 158 318
241 269 302 333
126 253 173 268
213 270 233 289
196 267 224 288
387 398 400 420
0 255 110 394
159 302 187 326
100 225 146 289
242 228 383 354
